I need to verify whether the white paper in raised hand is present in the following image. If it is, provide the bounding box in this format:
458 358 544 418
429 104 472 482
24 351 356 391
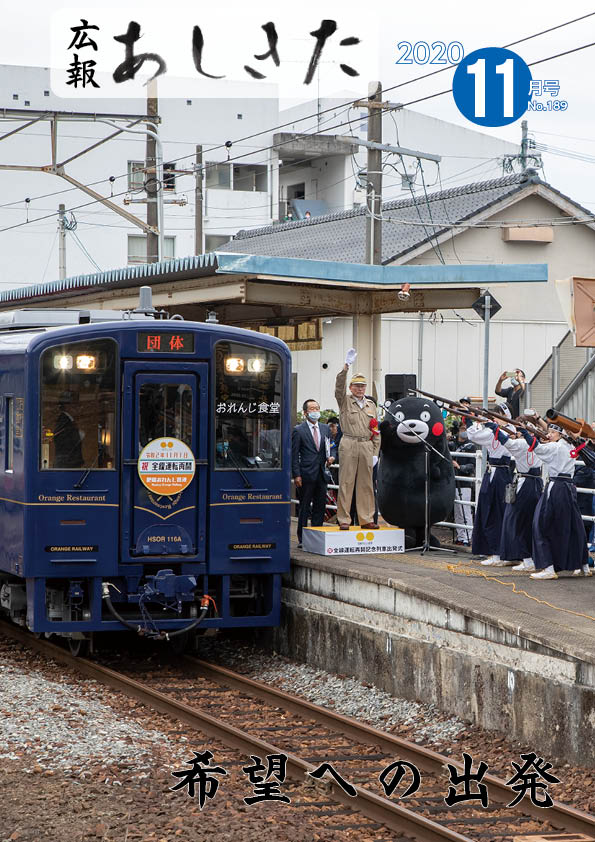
345 348 357 365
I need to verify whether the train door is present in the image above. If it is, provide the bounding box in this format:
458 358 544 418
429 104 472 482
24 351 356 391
121 362 208 562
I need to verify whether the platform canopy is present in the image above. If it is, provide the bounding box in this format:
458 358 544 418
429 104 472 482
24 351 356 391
0 252 547 333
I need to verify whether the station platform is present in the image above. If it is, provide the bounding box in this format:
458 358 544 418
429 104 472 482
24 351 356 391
272 528 595 766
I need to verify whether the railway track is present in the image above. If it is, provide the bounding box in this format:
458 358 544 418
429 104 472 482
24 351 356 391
3 621 594 842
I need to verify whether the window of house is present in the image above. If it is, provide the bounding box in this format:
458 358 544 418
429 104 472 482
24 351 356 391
287 182 305 200
127 160 145 191
163 162 176 192
128 235 176 264
233 164 267 192
205 234 230 252
205 162 231 190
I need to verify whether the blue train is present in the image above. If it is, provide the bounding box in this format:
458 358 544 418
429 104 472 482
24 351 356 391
0 289 291 652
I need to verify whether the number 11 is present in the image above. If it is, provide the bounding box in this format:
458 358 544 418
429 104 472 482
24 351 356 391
467 57 514 118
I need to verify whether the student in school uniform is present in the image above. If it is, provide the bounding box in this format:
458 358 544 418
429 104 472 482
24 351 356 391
485 423 543 570
466 404 513 566
518 423 590 579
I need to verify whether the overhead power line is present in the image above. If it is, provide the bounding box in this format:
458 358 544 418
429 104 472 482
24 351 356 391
0 14 594 238
3 9 591 211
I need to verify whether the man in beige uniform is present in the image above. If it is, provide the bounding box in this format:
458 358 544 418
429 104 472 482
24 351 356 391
335 348 380 529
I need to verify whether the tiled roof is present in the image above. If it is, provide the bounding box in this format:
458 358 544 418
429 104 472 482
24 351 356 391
221 172 593 264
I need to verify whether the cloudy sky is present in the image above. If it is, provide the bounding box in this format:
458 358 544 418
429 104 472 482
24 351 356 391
3 0 595 207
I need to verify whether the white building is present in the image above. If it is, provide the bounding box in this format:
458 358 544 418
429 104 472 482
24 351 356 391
223 171 595 408
0 66 519 289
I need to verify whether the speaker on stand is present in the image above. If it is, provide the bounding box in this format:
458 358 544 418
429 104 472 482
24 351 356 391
384 374 417 402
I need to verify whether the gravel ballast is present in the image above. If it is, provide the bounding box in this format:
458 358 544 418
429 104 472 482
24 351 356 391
1 632 594 842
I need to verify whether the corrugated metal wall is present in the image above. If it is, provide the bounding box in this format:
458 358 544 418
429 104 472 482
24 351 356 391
561 377 594 421
529 332 590 414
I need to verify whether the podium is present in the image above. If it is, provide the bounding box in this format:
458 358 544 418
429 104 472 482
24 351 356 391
302 525 405 557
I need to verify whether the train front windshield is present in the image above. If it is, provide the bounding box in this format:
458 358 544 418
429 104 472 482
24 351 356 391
40 338 117 470
214 342 282 470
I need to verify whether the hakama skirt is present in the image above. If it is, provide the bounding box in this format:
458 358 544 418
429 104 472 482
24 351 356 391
471 457 512 556
499 468 543 561
532 474 588 571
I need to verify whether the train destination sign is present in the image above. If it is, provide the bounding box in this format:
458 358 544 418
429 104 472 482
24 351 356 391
137 332 195 353
138 437 196 496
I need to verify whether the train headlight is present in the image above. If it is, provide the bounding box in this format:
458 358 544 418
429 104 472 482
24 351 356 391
247 357 264 373
82 609 92 621
224 356 245 373
53 354 73 370
76 354 96 371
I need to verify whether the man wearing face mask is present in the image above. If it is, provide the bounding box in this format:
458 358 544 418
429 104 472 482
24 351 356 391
292 399 334 547
495 369 526 418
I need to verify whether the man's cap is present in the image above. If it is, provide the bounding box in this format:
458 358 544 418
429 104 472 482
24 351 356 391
350 373 367 385
459 396 471 404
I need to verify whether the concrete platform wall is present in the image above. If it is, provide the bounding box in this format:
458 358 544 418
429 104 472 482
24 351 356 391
268 564 595 766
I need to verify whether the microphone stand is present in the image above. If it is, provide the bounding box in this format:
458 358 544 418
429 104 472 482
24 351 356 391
384 408 455 556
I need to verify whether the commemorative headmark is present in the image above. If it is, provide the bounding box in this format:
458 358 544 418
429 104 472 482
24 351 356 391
138 437 196 497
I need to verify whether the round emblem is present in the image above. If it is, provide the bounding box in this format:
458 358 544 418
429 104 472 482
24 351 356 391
138 437 195 497
452 47 532 127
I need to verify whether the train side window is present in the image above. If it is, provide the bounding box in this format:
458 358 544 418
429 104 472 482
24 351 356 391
5 397 13 472
214 342 282 470
40 338 117 470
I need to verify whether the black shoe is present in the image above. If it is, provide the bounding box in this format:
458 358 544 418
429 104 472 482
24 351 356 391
297 542 302 549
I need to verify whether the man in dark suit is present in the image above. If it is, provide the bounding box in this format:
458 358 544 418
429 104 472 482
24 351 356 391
292 399 333 547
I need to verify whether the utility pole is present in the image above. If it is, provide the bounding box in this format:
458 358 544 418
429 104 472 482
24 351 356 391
352 86 441 397
58 203 66 280
364 81 383 401
366 81 383 267
520 119 528 171
195 145 203 254
146 80 159 263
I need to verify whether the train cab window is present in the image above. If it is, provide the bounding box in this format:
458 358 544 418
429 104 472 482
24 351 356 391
139 383 193 448
214 342 282 470
5 397 13 472
40 338 117 470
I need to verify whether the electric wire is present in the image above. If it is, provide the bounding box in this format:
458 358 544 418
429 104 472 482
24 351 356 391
2 10 592 209
1 25 594 237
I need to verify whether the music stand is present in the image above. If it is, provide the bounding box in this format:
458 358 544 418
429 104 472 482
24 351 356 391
384 407 455 556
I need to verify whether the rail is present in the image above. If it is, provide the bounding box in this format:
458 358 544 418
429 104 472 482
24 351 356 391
2 620 594 841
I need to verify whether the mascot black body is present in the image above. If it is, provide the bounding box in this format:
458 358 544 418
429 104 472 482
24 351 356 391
378 396 455 546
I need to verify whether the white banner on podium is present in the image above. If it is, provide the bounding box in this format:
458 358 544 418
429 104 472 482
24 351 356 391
302 525 404 556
